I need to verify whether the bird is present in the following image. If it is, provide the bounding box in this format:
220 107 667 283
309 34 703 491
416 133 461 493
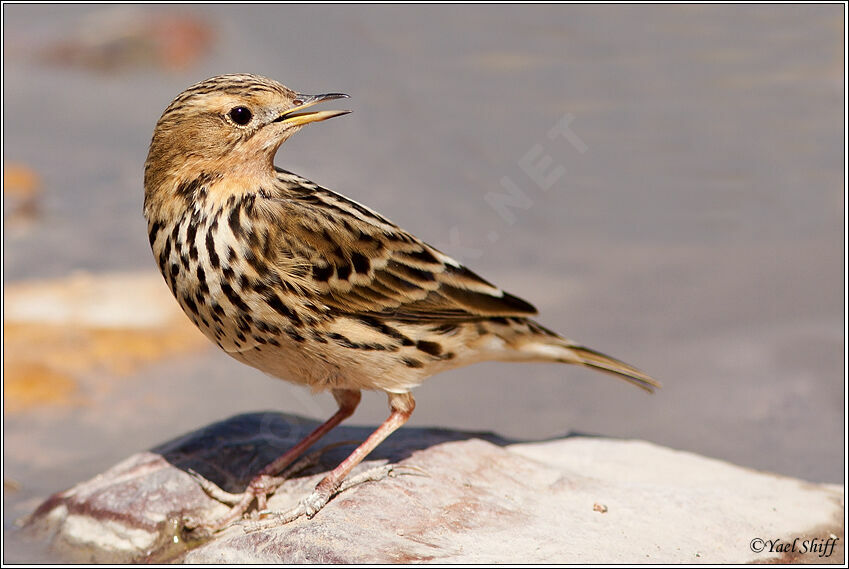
143 73 659 532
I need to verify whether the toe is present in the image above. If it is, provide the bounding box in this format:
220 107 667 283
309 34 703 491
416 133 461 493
187 469 244 506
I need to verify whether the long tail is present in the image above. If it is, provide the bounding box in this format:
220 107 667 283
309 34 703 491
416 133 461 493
560 344 660 393
510 324 661 393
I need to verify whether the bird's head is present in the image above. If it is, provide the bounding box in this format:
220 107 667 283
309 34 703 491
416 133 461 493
144 74 349 211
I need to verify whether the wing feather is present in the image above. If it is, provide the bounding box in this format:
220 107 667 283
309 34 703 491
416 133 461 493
266 172 538 321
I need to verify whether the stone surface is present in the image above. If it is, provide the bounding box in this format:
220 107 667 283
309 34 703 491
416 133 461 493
20 413 844 564
3 271 208 413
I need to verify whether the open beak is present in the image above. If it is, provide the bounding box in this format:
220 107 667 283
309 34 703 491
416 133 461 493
275 93 350 127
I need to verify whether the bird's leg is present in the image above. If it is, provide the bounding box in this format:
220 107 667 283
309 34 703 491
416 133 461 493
189 388 361 534
250 389 362 505
297 391 415 518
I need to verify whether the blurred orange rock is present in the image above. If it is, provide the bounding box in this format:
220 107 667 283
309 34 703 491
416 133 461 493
3 163 42 225
3 361 79 414
3 164 41 199
3 271 209 413
36 7 215 73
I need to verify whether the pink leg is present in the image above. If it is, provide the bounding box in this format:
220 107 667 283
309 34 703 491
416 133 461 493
257 389 362 480
202 388 362 530
303 391 415 517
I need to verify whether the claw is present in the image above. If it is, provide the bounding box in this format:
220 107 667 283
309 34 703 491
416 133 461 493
337 462 427 492
388 463 429 478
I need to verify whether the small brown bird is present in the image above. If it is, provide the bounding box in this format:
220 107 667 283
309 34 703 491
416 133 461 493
144 74 659 531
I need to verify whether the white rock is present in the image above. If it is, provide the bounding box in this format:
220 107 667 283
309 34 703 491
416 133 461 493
21 414 844 564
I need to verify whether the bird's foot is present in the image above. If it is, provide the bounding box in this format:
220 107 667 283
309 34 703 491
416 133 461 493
182 472 289 538
241 463 427 533
182 445 338 537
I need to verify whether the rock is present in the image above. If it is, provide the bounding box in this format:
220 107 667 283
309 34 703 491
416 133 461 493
3 271 208 413
3 162 42 227
35 7 215 73
20 414 844 564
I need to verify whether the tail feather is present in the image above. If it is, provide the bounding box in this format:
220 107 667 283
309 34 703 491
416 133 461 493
567 344 660 393
517 336 660 393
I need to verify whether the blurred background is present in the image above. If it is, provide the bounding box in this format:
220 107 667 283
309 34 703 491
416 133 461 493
3 4 844 560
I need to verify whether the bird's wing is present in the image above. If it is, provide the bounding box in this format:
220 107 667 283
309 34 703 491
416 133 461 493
265 172 537 321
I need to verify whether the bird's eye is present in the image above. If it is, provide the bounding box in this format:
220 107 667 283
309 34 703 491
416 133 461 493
228 106 253 125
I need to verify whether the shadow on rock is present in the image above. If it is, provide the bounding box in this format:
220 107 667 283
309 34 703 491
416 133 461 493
154 412 516 494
